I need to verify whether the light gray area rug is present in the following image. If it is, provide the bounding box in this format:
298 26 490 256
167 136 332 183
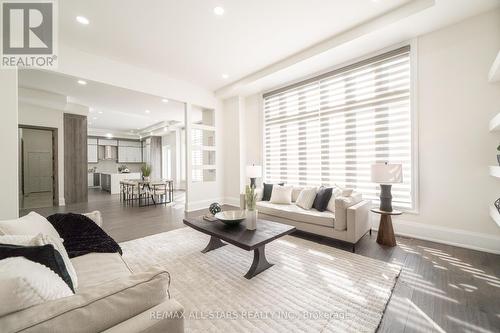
121 227 401 332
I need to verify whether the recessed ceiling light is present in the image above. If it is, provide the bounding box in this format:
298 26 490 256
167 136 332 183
161 98 169 103
222 74 229 79
145 109 151 114
213 6 225 16
163 127 168 132
77 79 87 85
106 133 113 138
76 16 90 25
98 111 103 114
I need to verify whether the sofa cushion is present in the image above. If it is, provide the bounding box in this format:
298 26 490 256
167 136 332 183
291 187 304 202
262 183 284 201
0 212 62 244
270 185 292 204
256 201 334 228
0 268 170 333
0 215 78 291
71 252 132 291
312 187 333 212
0 242 74 292
295 187 317 210
326 186 343 212
0 257 73 317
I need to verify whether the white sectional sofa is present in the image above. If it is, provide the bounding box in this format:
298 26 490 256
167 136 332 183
241 187 371 252
0 211 184 333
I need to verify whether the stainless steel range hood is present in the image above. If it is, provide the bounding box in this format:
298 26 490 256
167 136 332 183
104 145 113 160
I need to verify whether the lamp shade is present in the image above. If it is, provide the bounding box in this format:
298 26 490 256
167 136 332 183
246 165 262 178
371 163 403 184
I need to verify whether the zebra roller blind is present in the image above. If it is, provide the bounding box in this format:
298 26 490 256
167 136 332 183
263 46 413 209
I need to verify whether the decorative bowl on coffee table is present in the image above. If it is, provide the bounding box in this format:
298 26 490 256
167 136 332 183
215 210 247 226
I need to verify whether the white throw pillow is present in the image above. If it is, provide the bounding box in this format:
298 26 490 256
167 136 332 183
326 186 343 213
270 185 293 204
0 257 73 316
291 187 304 202
0 214 79 291
295 187 317 210
0 212 61 242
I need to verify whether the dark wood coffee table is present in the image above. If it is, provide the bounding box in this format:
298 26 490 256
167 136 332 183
183 217 296 279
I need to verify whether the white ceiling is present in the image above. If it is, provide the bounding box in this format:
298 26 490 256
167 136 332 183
19 70 187 132
59 0 413 91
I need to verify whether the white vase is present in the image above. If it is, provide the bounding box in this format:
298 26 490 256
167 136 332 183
246 209 257 230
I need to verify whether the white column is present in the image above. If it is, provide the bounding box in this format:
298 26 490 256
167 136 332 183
0 69 19 219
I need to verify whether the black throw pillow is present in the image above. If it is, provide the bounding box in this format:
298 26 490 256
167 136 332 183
262 182 284 201
313 187 333 212
0 243 74 292
47 213 122 258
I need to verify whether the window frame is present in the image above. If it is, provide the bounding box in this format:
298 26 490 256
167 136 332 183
261 41 419 214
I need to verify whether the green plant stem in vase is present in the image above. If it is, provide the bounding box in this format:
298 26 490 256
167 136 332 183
245 185 257 230
141 164 152 181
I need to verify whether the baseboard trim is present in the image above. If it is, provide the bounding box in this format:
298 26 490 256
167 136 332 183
372 217 500 255
223 197 240 207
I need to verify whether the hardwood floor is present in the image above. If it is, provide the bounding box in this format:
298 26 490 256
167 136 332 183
21 189 500 333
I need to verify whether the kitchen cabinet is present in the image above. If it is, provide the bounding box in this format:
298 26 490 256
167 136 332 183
87 144 98 163
98 139 118 146
118 140 143 163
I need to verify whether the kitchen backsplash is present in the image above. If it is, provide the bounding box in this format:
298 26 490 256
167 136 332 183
88 160 143 173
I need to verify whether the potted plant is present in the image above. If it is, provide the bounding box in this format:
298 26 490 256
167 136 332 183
141 164 152 181
245 185 258 230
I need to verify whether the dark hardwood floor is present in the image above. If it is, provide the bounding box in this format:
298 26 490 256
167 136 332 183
21 189 500 333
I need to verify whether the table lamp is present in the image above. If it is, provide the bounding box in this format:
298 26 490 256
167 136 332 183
371 163 402 212
246 165 262 188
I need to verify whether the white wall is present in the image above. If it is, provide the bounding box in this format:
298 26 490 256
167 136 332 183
0 69 19 219
230 9 500 253
18 102 65 205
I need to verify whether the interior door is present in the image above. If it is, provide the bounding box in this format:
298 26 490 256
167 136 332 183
27 152 52 193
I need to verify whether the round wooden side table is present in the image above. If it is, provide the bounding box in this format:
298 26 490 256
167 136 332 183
370 208 402 247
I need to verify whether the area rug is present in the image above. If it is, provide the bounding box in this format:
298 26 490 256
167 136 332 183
121 227 401 332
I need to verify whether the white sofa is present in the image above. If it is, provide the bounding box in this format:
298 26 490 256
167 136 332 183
241 189 371 252
0 211 184 333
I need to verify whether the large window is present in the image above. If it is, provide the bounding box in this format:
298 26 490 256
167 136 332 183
263 46 413 209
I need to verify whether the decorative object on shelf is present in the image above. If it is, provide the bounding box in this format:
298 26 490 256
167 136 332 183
371 162 403 212
497 145 500 166
141 164 151 181
209 202 222 216
495 198 500 214
246 164 262 188
214 210 246 226
245 185 258 230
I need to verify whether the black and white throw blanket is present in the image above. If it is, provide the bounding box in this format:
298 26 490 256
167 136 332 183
47 213 122 258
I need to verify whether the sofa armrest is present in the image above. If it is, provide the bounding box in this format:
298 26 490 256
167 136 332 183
103 299 184 333
334 193 363 231
0 267 170 333
346 200 371 243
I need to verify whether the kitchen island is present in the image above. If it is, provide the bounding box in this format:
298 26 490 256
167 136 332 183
100 172 141 194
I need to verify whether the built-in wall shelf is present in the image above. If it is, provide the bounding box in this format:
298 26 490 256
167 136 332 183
489 204 500 227
489 166 500 178
489 113 500 132
489 50 500 83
